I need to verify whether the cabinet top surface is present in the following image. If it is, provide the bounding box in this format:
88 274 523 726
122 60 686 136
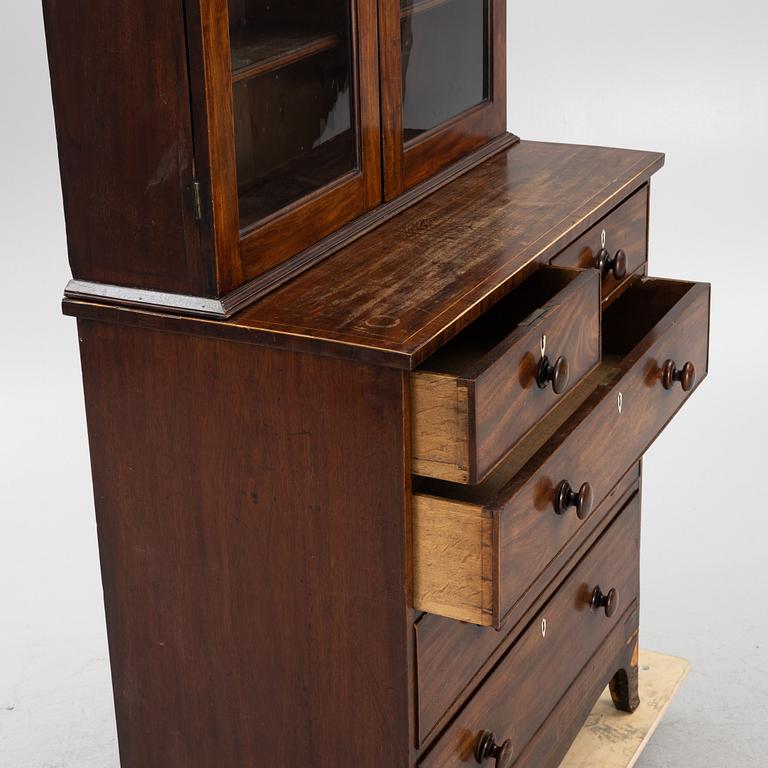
63 140 664 369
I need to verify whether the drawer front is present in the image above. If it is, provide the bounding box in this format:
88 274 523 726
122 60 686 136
419 497 641 767
550 185 648 300
412 268 601 484
510 603 640 767
414 464 640 746
413 277 710 628
498 285 709 616
496 279 709 621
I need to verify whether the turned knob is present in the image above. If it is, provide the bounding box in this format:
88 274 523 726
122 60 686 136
661 359 695 392
595 248 628 280
536 354 570 395
475 731 514 767
555 480 594 520
591 585 620 618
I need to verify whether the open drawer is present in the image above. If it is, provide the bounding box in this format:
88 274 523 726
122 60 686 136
413 276 710 627
411 267 601 484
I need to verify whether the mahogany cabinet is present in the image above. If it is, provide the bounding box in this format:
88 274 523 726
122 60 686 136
57 140 710 767
43 2 710 766
43 0 513 316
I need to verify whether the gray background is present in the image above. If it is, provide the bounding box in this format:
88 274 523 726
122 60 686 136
1 1 766 765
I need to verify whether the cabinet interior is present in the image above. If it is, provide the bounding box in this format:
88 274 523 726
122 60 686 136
400 0 489 141
227 0 359 231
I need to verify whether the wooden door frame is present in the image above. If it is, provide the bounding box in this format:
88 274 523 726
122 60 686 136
185 0 383 295
379 0 507 200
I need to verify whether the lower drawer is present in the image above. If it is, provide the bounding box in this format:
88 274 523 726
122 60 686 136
418 494 641 767
414 463 640 746
510 602 640 767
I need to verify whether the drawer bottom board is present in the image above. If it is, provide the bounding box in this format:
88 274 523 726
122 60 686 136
560 650 690 768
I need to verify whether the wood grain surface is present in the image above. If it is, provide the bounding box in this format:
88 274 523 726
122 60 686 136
411 267 601 484
62 141 664 368
77 320 412 768
183 0 243 295
411 371 471 482
418 498 641 767
508 603 640 768
551 184 649 301
414 464 641 746
42 0 210 295
413 495 495 625
413 278 710 627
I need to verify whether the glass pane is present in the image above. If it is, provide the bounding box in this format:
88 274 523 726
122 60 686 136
400 0 489 141
228 1 358 229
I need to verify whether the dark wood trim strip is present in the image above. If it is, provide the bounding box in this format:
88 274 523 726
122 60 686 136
64 133 519 320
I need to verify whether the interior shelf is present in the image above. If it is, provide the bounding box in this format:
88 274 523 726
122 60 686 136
230 25 339 83
400 0 455 19
238 132 356 231
403 127 425 143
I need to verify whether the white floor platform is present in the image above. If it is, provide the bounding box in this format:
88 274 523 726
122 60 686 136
560 650 690 768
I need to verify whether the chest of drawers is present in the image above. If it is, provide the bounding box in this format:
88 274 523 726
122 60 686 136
60 140 710 768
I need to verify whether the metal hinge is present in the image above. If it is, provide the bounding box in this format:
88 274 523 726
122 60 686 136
193 180 203 221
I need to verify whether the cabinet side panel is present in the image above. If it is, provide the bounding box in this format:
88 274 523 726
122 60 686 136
76 320 410 767
42 0 212 295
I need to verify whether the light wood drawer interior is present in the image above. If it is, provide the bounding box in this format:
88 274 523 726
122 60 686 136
413 276 710 627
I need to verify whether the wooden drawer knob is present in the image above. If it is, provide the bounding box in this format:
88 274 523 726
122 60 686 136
475 731 514 768
555 480 594 520
595 248 628 280
591 585 620 618
661 359 695 392
536 354 570 395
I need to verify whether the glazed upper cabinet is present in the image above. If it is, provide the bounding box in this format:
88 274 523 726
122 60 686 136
208 0 384 291
44 0 510 315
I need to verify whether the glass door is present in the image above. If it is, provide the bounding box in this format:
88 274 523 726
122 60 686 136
380 0 507 199
229 1 359 228
204 0 382 288
400 0 488 141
